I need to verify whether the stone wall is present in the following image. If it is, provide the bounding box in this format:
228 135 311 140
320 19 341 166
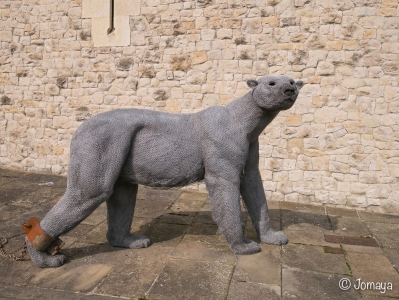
1 0 399 213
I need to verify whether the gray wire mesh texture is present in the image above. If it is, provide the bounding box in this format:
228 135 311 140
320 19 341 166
28 75 303 267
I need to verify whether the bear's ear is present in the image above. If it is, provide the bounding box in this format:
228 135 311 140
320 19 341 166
295 80 304 90
247 79 258 88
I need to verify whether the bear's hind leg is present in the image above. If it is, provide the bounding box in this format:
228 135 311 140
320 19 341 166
106 180 150 249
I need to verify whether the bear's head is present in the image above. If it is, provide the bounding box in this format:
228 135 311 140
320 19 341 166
247 75 304 111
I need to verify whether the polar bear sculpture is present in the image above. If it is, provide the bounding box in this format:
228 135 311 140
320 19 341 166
25 75 304 267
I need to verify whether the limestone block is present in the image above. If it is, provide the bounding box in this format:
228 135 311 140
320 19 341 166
82 0 108 18
388 164 399 177
381 114 397 126
19 77 30 86
53 116 69 129
361 114 380 128
236 45 256 60
242 17 262 34
351 182 368 195
202 94 220 108
382 191 399 214
116 0 141 16
313 107 338 124
0 31 12 42
315 61 335 76
215 81 237 95
217 28 232 39
201 29 215 40
321 12 342 24
305 34 327 50
312 156 329 171
92 16 130 47
262 17 279 27
186 70 207 84
190 51 208 65
83 0 140 18
45 84 60 96
382 61 399 75
289 170 304 181
359 17 384 29
315 190 329 203
68 7 82 19
378 7 397 16
292 181 314 196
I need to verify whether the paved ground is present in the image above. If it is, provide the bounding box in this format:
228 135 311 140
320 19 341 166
0 168 398 299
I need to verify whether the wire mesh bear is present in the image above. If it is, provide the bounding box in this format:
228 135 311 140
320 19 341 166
26 75 304 267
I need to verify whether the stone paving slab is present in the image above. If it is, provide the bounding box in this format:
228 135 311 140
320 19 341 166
344 252 399 297
235 244 281 285
324 235 379 247
326 207 358 218
1 168 399 299
282 269 361 300
0 283 125 300
330 216 373 237
147 259 234 300
366 222 399 249
282 244 350 275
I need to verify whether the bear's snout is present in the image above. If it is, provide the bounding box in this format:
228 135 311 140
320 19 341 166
284 89 295 97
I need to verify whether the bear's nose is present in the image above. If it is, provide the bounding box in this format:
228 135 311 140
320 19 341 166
284 89 295 96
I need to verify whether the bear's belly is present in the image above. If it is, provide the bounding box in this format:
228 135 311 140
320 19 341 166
120 129 204 187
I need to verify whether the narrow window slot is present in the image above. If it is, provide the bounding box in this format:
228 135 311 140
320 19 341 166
107 0 115 34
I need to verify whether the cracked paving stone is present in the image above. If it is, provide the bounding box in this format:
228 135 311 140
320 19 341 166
10 187 65 208
136 188 181 202
344 252 399 297
358 211 399 224
60 242 128 265
95 244 174 298
324 235 379 247
235 244 281 285
228 265 281 300
186 222 218 235
285 228 337 247
0 283 125 300
326 207 358 218
27 262 114 293
0 255 39 285
0 204 30 222
282 210 333 232
178 191 208 201
330 216 372 237
282 269 360 300
366 222 399 249
147 259 234 300
134 199 173 218
145 222 188 247
172 234 234 263
382 248 399 272
0 188 38 205
280 202 325 215
158 212 196 225
282 244 349 275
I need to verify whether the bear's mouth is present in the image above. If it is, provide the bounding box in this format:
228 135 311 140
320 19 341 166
283 98 295 103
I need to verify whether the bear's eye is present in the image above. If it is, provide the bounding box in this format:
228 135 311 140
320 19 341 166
269 82 275 86
290 80 295 85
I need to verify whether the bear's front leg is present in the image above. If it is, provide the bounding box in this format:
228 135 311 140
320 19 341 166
25 236 67 268
205 170 261 255
240 141 288 246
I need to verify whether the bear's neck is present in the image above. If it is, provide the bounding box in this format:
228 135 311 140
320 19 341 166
226 91 279 143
